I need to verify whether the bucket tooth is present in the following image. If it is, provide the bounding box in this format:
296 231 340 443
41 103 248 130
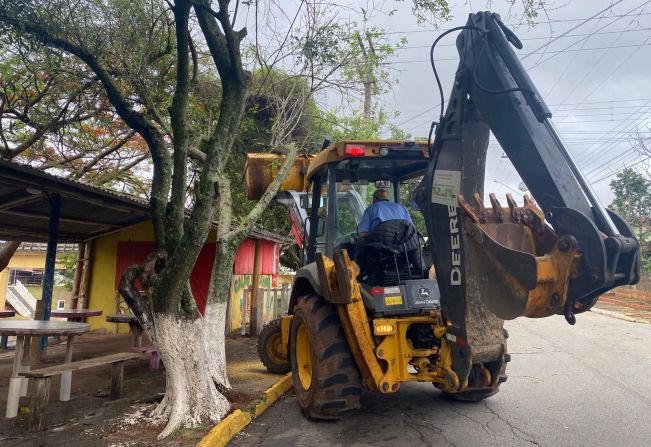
472 193 487 223
523 194 534 207
506 194 522 223
488 193 504 222
506 193 517 211
458 194 480 223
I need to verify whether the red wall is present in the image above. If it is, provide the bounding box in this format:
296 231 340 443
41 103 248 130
115 237 278 314
233 239 278 275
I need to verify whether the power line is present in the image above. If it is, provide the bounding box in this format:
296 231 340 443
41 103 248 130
526 0 651 70
522 0 626 62
591 155 651 183
384 11 651 35
395 98 651 113
396 27 651 50
560 34 651 123
575 101 651 168
387 41 651 65
544 12 607 98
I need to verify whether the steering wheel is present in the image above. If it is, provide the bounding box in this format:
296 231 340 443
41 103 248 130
334 232 359 252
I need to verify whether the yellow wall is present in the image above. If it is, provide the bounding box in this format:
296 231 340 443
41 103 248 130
0 252 65 310
87 220 219 332
86 220 155 333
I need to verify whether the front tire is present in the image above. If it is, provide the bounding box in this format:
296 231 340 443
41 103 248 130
290 294 362 419
258 319 290 374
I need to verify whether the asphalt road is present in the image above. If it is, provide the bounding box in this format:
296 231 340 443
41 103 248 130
230 312 651 447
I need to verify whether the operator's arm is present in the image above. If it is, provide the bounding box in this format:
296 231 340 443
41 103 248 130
401 204 414 224
357 208 372 237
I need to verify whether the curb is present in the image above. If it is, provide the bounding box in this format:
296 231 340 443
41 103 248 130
590 308 650 324
197 373 293 447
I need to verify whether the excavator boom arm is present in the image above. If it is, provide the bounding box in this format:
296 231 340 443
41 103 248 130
416 12 640 327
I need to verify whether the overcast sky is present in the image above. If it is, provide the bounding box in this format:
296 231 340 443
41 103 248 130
332 0 651 206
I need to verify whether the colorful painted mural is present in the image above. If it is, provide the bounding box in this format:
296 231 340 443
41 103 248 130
228 273 294 334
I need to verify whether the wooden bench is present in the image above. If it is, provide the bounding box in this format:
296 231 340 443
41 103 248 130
20 352 142 431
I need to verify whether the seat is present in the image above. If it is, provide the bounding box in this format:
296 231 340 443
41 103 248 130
355 219 425 286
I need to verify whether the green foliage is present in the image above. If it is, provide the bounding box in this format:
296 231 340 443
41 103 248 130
321 107 386 141
610 168 651 274
225 68 324 239
56 251 77 291
394 0 451 25
0 0 172 194
320 106 411 143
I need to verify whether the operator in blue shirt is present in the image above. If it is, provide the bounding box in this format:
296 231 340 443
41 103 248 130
357 189 414 237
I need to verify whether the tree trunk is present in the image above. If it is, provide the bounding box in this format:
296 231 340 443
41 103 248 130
203 239 238 387
150 312 230 439
0 241 21 272
202 301 230 387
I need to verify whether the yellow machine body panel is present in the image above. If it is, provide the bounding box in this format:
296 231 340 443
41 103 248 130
243 140 429 199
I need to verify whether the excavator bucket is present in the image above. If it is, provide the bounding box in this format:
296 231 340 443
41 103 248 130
457 193 579 320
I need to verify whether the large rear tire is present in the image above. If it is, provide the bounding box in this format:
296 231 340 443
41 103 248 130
290 294 362 419
258 319 290 374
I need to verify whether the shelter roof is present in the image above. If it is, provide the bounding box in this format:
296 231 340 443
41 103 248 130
0 159 293 245
0 159 150 242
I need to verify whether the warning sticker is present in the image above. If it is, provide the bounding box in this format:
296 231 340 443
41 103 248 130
384 295 403 306
431 170 461 207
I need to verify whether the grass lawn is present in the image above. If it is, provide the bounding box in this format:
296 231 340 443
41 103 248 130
25 286 71 301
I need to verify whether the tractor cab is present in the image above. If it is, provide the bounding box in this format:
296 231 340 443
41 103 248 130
299 141 440 316
245 140 438 316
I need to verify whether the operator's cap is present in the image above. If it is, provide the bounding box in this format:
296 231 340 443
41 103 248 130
373 189 389 201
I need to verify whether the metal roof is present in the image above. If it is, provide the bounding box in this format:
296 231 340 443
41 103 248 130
0 159 293 245
0 159 151 242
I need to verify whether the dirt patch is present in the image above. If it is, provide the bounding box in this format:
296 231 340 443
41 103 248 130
594 288 651 322
0 332 281 446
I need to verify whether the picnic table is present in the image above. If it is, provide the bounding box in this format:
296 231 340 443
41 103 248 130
0 320 89 418
0 310 16 350
106 314 143 347
51 309 103 322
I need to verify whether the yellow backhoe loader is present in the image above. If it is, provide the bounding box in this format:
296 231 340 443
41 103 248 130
245 11 641 419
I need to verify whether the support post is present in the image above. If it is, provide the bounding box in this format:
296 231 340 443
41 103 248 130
40 193 61 353
128 321 142 348
6 335 25 418
31 302 44 364
20 335 31 396
70 243 85 309
110 361 125 399
249 239 263 336
29 377 51 432
78 240 93 309
59 334 75 401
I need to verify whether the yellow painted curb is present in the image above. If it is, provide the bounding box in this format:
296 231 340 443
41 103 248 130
197 373 293 447
197 409 252 447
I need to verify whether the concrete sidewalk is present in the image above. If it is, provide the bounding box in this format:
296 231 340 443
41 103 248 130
223 336 288 410
0 333 288 446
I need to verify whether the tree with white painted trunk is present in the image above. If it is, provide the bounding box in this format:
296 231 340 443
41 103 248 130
0 0 374 437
